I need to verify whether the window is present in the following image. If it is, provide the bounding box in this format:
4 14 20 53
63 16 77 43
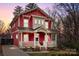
16 34 18 39
34 17 44 25
35 19 37 24
36 38 38 41
11 35 12 39
38 20 41 24
45 21 48 29
24 34 29 42
42 20 44 24
24 19 28 27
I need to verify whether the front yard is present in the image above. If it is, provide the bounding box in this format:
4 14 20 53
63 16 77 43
27 50 77 56
21 48 78 56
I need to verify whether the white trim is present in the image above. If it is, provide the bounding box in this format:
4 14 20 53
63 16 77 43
43 33 48 49
19 33 24 48
22 15 30 18
32 15 46 19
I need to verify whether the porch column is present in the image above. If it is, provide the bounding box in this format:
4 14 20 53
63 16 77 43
44 33 48 50
34 32 36 48
19 33 23 48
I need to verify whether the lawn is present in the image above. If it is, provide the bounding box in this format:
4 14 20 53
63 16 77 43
27 50 77 56
21 47 78 56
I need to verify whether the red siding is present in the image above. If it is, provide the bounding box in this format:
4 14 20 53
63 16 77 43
29 33 34 41
11 19 18 32
48 20 51 29
24 9 48 20
11 8 52 47
20 15 23 27
13 32 19 46
28 16 33 28
39 32 45 45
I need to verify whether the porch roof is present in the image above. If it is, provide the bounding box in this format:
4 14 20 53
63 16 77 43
18 26 53 33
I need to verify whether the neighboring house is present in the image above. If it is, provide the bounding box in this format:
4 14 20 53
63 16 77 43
10 7 55 49
0 28 13 45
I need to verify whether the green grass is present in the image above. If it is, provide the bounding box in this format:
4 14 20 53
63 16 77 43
28 50 78 56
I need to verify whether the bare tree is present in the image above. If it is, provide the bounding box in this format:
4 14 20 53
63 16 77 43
0 20 5 35
47 3 79 52
45 4 64 48
45 3 79 50
57 3 79 52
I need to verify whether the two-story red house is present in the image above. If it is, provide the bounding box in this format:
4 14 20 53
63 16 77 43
10 7 55 49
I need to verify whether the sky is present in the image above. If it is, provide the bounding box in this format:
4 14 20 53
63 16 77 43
0 3 53 28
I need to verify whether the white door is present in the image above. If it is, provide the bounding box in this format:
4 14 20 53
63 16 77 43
34 33 39 47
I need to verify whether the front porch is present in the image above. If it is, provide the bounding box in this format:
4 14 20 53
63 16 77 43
17 26 56 49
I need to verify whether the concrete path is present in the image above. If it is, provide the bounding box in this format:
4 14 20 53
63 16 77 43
2 45 29 56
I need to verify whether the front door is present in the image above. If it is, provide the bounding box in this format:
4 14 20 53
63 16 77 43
34 33 39 47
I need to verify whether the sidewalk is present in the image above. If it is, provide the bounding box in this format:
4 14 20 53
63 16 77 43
2 45 29 56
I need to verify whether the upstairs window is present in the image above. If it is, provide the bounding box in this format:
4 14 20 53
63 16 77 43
38 20 41 24
45 21 48 29
42 20 44 25
35 19 38 24
24 19 28 27
34 17 44 25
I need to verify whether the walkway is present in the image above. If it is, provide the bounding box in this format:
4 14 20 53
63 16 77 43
2 45 29 56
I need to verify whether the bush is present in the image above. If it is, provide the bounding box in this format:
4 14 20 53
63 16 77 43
34 46 40 51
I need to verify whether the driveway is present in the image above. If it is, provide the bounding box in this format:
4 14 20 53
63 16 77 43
2 45 29 56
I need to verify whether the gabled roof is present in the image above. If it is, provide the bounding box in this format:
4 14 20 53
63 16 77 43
10 7 53 26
